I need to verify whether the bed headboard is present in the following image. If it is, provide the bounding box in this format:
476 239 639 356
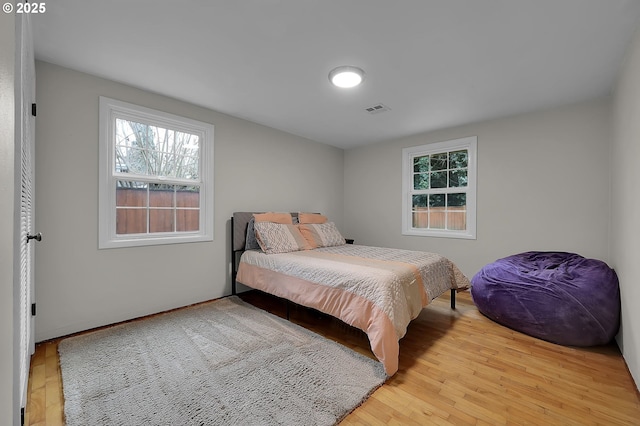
231 212 302 294
231 211 302 252
231 212 256 252
231 212 306 251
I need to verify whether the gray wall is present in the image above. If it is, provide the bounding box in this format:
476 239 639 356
611 24 640 389
1 9 17 426
343 98 611 279
34 61 344 341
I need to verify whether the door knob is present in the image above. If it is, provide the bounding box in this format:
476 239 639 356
26 232 42 243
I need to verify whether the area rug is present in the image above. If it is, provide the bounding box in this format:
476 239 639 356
58 296 386 425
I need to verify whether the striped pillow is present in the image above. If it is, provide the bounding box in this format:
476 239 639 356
254 222 311 254
298 222 346 249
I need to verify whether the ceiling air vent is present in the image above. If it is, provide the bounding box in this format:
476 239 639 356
364 103 391 114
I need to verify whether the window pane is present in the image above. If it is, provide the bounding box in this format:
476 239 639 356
412 210 428 228
149 184 175 208
413 173 429 190
413 156 429 173
174 153 199 180
115 118 200 180
449 169 468 187
115 145 148 175
430 171 447 188
429 210 445 229
177 209 200 232
116 181 148 235
149 209 174 233
176 186 200 208
116 209 147 234
447 193 466 230
412 194 428 207
430 153 448 171
447 211 467 230
412 194 428 228
449 150 468 168
448 193 466 207
115 146 129 174
159 152 175 176
429 194 445 207
116 182 147 207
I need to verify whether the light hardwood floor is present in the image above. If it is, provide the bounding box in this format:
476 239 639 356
25 290 640 425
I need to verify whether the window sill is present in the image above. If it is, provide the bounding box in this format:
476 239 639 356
99 233 212 249
402 229 476 240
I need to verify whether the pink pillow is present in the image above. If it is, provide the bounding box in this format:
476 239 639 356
253 212 293 224
298 213 328 224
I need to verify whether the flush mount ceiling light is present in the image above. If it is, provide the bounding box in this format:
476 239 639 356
328 66 365 88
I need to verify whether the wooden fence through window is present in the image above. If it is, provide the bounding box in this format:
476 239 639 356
412 207 466 231
116 188 200 234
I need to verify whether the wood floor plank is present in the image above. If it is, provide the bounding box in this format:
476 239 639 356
25 290 640 425
27 385 46 425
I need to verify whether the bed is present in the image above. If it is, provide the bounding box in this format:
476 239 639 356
230 212 470 376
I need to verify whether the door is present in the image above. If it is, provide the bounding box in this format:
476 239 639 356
16 12 37 412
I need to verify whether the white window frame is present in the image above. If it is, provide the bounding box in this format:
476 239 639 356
402 136 477 239
98 97 214 249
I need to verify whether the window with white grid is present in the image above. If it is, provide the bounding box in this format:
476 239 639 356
402 136 477 239
99 97 214 248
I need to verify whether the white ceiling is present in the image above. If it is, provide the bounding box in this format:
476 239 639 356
32 1 640 149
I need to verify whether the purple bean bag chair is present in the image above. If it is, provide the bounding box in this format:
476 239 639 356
471 252 620 346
